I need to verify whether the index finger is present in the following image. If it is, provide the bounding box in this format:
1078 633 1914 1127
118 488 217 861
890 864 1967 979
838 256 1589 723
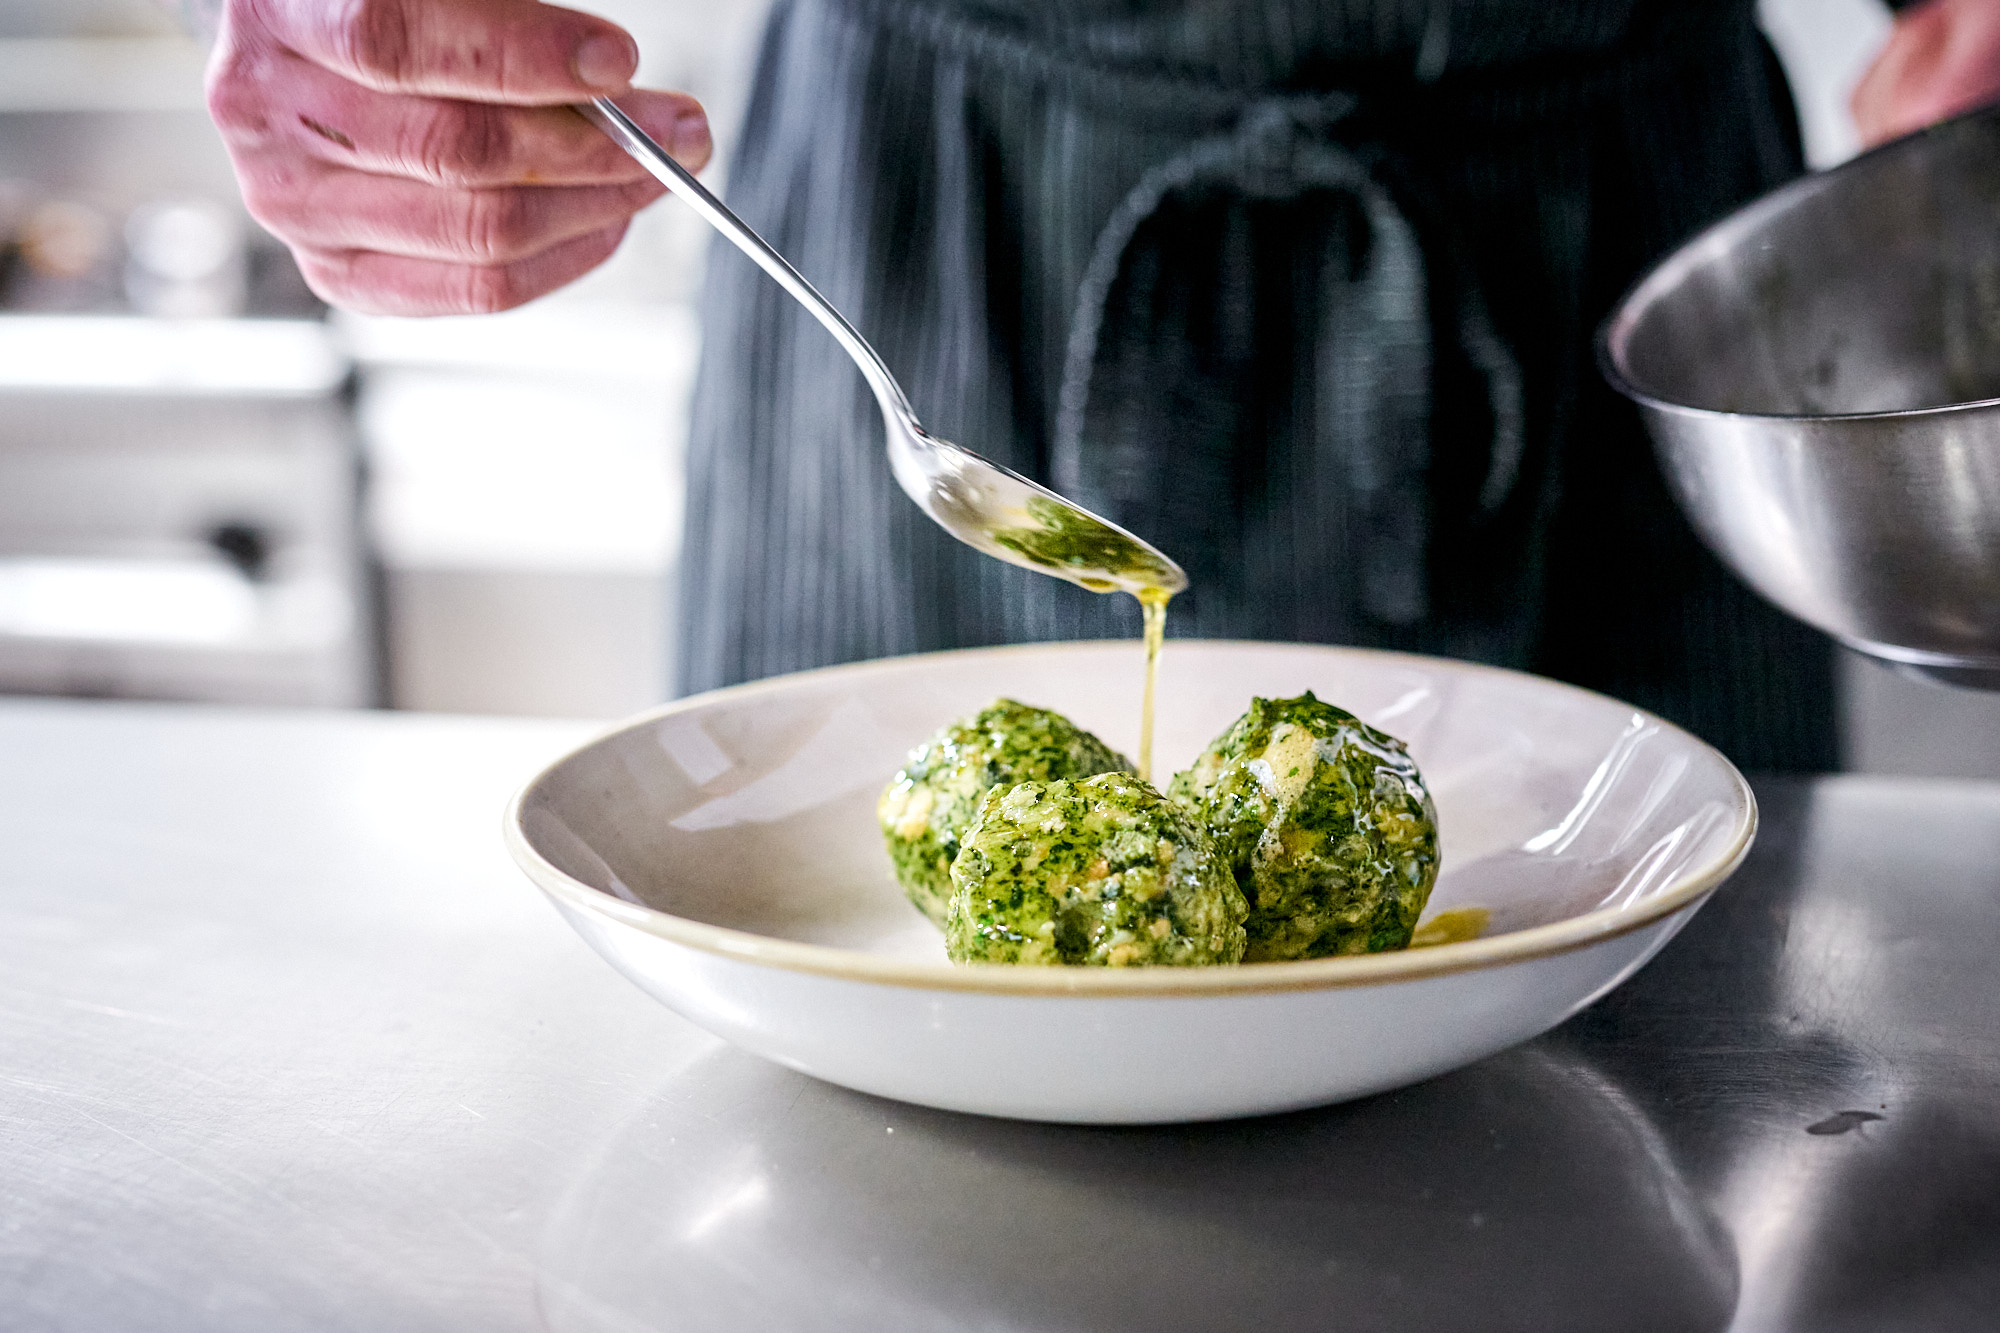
245 0 640 104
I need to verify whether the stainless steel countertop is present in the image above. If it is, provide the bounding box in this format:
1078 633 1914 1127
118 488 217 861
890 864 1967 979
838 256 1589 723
2 698 1997 1332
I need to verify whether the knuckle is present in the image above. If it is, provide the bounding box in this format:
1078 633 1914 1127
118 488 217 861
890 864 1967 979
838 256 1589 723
236 181 294 237
297 247 451 318
204 52 273 138
453 190 537 264
329 0 416 84
235 164 312 238
407 104 511 186
624 179 667 211
291 248 358 306
456 263 530 314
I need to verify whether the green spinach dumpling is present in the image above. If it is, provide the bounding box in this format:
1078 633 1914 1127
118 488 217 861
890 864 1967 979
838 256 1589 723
1169 692 1438 961
946 772 1247 966
878 699 1132 928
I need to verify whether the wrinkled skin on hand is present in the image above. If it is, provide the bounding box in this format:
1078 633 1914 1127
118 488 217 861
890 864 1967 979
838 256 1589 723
1853 0 2000 148
1169 692 1438 962
878 699 1132 929
204 0 711 314
946 772 1247 967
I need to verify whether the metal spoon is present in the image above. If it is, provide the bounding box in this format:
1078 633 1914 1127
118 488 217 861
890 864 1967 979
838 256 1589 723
579 97 1187 599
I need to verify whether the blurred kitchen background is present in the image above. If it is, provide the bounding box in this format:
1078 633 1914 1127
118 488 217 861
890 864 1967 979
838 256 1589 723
0 0 1995 777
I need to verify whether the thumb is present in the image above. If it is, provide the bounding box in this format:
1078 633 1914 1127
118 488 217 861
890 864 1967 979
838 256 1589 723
253 0 640 104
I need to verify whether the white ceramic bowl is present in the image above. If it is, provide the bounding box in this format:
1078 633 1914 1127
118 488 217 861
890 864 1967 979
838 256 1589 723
505 642 1755 1124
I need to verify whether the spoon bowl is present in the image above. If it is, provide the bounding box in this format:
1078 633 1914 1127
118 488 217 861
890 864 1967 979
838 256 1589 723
581 98 1185 598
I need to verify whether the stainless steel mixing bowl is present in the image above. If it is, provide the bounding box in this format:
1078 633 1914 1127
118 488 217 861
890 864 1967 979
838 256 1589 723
1601 104 2000 688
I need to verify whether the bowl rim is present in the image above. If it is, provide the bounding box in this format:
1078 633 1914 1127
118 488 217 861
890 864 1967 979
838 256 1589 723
503 641 1758 997
1597 102 2000 425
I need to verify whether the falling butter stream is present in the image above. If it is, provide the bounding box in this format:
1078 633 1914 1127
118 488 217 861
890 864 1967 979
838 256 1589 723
1137 587 1170 784
1410 906 1490 948
988 512 1180 786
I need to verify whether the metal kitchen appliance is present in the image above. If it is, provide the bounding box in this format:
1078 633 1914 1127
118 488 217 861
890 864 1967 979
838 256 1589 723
0 315 373 705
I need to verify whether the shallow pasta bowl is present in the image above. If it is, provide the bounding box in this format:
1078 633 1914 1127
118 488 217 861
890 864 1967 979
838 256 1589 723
504 642 1755 1123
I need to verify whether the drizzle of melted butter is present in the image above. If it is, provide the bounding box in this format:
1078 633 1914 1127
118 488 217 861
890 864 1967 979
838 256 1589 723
884 782 934 840
1250 723 1319 804
1410 906 1491 948
1137 587 1170 783
979 499 1178 783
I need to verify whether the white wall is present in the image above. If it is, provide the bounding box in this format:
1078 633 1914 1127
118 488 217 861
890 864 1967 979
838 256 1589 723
1758 0 1892 169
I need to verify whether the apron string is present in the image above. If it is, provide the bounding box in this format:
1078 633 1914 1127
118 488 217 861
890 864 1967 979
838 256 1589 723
1051 93 1523 626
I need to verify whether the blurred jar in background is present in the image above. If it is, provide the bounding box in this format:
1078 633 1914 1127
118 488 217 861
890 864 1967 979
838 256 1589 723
6 196 117 311
123 197 245 319
0 180 27 296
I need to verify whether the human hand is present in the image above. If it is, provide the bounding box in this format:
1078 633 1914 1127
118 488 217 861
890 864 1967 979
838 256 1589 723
207 0 711 314
1852 0 2000 148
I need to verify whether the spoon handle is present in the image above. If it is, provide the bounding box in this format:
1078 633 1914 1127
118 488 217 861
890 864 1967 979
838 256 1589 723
578 97 915 422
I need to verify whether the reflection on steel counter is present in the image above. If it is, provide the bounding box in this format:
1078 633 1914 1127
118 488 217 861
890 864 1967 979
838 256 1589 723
0 315 374 705
542 777 2000 1332
541 1041 1738 1331
3 704 1998 1328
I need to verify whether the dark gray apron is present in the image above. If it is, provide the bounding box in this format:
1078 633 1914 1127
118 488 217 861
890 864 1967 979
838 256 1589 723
679 0 1838 772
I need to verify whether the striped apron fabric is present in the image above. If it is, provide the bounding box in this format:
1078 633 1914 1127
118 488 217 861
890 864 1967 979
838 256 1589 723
678 0 1840 772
